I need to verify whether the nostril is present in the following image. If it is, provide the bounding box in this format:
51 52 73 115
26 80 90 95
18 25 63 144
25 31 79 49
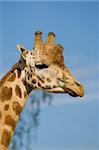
75 81 80 86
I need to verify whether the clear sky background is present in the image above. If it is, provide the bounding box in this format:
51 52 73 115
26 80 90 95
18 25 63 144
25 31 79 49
0 1 99 150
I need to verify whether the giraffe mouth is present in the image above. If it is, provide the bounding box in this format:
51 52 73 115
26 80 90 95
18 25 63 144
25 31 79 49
66 88 78 97
64 83 84 97
46 88 79 97
43 86 81 97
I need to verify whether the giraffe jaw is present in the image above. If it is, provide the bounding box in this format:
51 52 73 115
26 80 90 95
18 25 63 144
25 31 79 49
35 77 84 97
43 84 84 97
65 88 83 97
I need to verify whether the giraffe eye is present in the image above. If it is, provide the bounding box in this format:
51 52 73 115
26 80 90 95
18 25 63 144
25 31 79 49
35 63 48 69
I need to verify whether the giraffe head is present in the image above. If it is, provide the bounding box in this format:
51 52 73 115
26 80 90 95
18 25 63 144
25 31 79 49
17 31 84 97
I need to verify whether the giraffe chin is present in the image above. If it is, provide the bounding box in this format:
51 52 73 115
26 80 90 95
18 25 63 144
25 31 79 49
66 89 79 97
65 86 84 97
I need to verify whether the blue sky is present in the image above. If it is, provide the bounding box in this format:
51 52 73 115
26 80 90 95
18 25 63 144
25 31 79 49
0 1 99 150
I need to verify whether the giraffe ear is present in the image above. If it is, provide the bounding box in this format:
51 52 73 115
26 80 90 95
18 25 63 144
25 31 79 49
16 44 27 60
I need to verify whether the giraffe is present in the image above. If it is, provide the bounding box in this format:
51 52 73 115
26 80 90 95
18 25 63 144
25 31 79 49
0 31 84 150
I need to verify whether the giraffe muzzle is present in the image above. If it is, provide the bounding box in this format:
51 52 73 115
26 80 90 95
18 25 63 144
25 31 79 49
64 80 84 97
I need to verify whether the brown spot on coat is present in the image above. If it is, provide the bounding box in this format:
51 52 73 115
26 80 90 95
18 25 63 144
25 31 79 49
4 104 9 111
24 91 28 98
5 115 16 130
28 75 30 80
1 129 11 147
47 78 51 82
30 74 32 78
0 111 2 119
32 79 36 84
17 68 21 78
8 72 16 82
12 101 22 116
46 85 51 89
37 76 45 83
0 86 12 102
30 69 33 72
23 81 32 94
15 85 22 98
38 82 41 87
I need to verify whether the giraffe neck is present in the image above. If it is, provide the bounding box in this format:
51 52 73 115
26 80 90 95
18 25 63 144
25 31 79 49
0 61 32 150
